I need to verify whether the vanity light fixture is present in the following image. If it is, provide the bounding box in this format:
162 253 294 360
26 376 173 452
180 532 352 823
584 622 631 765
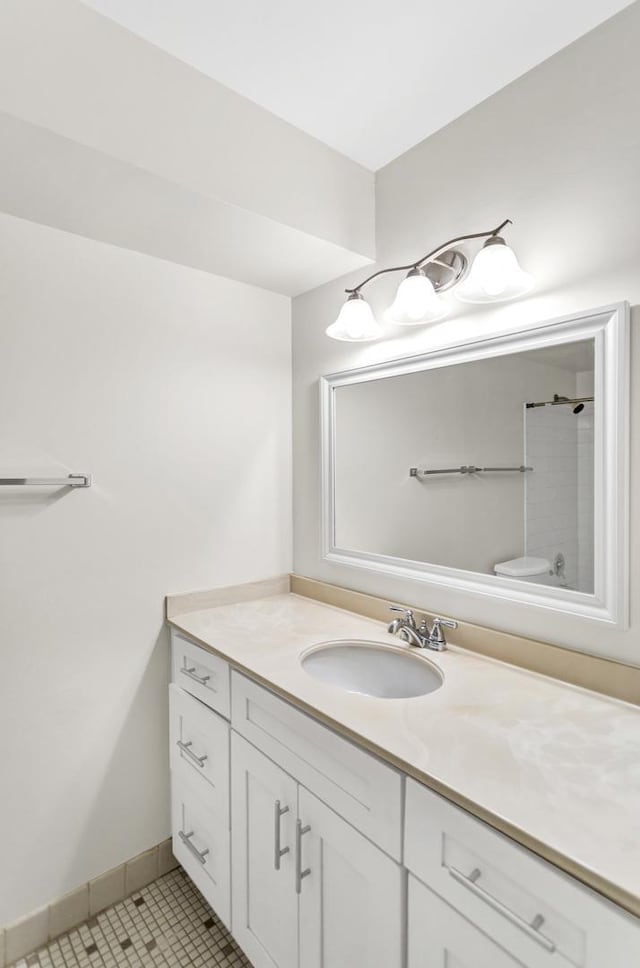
326 219 534 342
384 267 449 326
455 234 534 303
325 291 383 342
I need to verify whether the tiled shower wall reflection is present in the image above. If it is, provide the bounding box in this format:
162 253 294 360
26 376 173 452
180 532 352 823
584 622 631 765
576 402 595 592
524 402 594 593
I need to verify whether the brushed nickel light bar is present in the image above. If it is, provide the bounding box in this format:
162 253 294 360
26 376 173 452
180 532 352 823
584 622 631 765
344 218 511 294
326 218 534 342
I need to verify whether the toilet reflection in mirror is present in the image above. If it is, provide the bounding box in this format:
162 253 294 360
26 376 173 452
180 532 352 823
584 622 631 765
331 339 595 594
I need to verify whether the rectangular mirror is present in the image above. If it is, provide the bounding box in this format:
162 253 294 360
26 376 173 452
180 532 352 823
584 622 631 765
321 305 628 627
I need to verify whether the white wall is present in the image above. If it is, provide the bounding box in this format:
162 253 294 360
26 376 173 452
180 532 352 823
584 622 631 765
0 0 374 260
0 213 292 926
292 3 640 665
0 2 375 297
0 110 373 298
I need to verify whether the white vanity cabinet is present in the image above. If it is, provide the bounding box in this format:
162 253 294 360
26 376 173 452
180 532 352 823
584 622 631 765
231 733 404 968
296 785 403 968
230 675 404 968
230 671 403 859
169 629 640 968
171 631 230 718
171 770 231 928
169 633 232 930
230 732 299 968
405 779 640 968
170 633 404 968
408 876 526 967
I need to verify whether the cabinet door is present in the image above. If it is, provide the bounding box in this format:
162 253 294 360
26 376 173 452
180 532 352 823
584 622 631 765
408 876 526 968
231 733 298 968
298 787 403 968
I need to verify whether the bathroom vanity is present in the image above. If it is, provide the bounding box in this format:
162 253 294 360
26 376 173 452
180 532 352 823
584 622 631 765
166 591 640 968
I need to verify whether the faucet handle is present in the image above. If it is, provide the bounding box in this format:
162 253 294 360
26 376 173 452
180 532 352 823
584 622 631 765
428 616 458 650
432 617 457 630
389 605 416 628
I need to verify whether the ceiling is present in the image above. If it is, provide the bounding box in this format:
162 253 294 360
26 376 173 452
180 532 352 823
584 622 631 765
81 0 633 170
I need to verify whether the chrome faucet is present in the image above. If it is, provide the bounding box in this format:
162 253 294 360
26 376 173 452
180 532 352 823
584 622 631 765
387 606 457 651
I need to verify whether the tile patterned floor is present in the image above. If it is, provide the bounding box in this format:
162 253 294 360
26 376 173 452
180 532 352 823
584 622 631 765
9 869 252 968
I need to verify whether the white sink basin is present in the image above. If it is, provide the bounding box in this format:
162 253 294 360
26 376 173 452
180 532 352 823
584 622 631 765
300 640 443 699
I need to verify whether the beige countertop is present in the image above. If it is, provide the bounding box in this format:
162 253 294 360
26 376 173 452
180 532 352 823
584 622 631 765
168 592 640 918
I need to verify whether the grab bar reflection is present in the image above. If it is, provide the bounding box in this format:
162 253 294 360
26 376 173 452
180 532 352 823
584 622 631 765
410 465 532 478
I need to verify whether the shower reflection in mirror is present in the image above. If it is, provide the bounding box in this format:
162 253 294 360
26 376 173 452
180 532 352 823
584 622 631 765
523 385 595 593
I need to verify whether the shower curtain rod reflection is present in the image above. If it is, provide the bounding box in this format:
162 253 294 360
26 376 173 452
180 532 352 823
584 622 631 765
525 395 594 409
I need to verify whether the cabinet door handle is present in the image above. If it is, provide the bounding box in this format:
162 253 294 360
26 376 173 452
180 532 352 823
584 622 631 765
176 739 208 769
295 819 311 894
178 829 210 865
181 665 211 686
448 866 556 953
273 800 290 870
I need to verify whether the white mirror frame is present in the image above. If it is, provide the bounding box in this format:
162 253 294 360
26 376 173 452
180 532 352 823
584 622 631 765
320 303 629 628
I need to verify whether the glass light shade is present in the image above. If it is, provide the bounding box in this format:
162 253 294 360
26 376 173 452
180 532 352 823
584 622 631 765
326 293 383 342
385 270 449 325
456 238 534 303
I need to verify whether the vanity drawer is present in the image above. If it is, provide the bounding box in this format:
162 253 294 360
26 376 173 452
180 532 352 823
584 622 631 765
171 770 230 930
169 684 230 820
405 779 640 968
231 671 403 860
171 631 230 719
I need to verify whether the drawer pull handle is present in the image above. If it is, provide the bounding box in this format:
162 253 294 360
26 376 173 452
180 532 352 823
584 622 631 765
449 866 556 953
274 800 290 870
177 739 208 769
182 666 211 686
178 829 209 865
295 820 311 895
